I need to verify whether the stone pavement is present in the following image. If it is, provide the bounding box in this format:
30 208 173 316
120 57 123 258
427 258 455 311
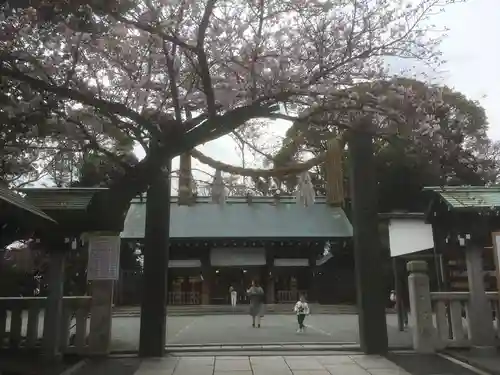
135 355 413 375
74 353 486 375
445 349 500 375
111 314 412 351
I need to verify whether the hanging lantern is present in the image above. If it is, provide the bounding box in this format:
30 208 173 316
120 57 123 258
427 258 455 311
211 169 226 205
296 171 315 207
325 138 344 206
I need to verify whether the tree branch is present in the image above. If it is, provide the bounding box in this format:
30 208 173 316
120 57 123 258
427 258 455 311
250 0 265 100
163 42 183 121
65 32 83 86
110 12 196 52
0 66 160 137
231 130 274 162
196 0 217 117
59 115 133 170
178 102 280 154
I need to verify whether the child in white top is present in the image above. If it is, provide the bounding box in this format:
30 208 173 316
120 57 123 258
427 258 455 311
294 295 310 333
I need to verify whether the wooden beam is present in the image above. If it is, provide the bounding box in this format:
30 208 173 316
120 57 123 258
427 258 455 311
139 161 171 357
348 126 388 354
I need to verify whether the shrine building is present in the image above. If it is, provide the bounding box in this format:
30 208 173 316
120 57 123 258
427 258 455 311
119 194 353 305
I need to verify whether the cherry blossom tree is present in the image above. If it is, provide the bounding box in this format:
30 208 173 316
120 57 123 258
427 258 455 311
0 0 464 226
263 78 498 211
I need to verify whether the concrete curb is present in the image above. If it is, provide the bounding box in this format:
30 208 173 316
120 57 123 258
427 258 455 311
166 342 356 347
111 311 369 318
111 308 396 318
165 346 360 353
108 344 414 356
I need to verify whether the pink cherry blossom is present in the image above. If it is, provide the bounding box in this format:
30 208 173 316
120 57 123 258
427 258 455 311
0 0 465 191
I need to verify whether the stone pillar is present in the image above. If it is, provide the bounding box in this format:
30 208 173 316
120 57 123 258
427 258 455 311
407 260 436 353
464 243 496 351
86 232 120 356
266 277 275 304
265 246 274 304
308 251 316 303
393 257 406 332
42 247 66 362
88 280 114 355
139 160 171 357
349 126 388 354
201 272 211 305
201 251 211 305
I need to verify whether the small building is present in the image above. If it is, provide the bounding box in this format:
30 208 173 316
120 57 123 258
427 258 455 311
119 195 353 305
0 184 56 245
424 186 500 292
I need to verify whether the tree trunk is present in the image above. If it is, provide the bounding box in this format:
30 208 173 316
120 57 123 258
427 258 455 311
85 144 171 232
178 152 193 205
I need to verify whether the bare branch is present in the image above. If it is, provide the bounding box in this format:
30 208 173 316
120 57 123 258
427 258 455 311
231 130 274 162
110 12 197 52
196 0 217 117
64 32 83 86
0 66 161 137
163 43 183 121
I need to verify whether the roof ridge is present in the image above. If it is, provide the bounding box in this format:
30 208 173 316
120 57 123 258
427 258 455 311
130 195 330 204
424 185 500 192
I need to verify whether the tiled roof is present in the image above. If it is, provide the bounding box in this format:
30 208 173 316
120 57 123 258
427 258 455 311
423 186 500 210
0 185 55 222
19 188 106 211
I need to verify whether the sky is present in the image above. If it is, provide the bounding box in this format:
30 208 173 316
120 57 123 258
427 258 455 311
435 0 500 139
154 0 500 192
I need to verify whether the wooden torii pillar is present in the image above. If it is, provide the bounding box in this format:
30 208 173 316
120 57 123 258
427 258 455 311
348 125 389 354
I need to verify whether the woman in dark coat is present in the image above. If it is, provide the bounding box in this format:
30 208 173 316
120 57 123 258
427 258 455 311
247 280 265 328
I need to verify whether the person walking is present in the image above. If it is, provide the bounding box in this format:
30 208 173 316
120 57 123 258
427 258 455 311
390 289 409 329
229 285 238 308
294 294 310 333
247 280 265 328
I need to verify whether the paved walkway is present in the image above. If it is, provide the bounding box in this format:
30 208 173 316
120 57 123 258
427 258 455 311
111 314 412 351
74 353 485 375
445 349 500 375
135 355 412 375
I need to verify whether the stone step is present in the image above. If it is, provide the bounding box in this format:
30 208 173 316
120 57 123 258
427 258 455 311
165 342 360 353
112 304 361 317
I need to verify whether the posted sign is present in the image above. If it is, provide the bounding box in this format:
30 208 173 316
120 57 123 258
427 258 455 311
491 232 500 294
87 235 121 280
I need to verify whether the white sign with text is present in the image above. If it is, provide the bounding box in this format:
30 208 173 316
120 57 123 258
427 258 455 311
87 235 121 280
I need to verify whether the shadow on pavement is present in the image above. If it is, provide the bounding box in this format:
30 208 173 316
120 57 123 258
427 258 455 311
73 358 141 375
387 353 483 375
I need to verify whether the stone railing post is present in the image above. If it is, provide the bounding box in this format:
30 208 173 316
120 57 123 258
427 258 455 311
87 233 120 356
88 280 114 355
464 243 496 353
42 247 66 362
407 260 436 353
